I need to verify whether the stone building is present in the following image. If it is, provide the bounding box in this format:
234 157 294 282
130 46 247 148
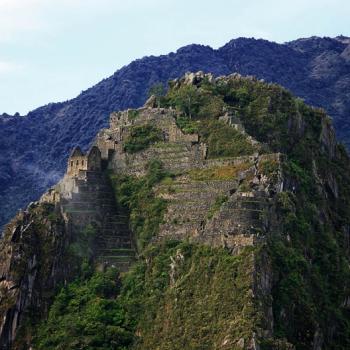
67 146 101 177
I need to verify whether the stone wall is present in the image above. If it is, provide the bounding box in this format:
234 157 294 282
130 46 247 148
96 106 282 254
66 146 102 177
156 153 282 252
95 107 205 176
67 153 87 177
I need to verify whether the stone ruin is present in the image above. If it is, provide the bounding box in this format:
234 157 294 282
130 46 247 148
58 104 283 255
66 145 102 178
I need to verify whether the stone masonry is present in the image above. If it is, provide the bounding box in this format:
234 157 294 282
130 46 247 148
93 105 283 253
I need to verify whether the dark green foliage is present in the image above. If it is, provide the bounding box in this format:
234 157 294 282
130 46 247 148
198 119 255 158
269 165 350 348
110 160 169 251
34 268 134 350
175 115 199 134
124 125 162 153
166 85 203 119
148 83 165 108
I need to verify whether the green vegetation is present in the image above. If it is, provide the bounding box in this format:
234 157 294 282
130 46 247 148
268 184 350 349
34 241 258 350
35 268 134 349
109 160 170 251
166 84 203 119
259 158 279 176
175 115 199 134
198 119 256 158
148 82 165 108
161 75 325 158
162 79 261 158
124 125 162 153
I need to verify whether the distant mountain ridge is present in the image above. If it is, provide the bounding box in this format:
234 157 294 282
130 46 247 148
1 35 350 228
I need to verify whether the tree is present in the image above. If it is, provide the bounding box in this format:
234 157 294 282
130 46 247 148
148 83 165 108
170 85 202 119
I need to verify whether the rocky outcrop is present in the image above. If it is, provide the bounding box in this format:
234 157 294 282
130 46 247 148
0 203 69 349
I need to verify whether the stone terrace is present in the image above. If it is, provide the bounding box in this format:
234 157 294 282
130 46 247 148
54 171 135 272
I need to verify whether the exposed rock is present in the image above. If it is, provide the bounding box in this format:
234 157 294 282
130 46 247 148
0 205 69 349
144 95 157 108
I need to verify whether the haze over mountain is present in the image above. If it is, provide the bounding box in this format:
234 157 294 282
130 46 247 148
1 35 350 228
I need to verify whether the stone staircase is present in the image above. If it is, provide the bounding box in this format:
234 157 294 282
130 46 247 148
94 211 135 272
59 171 135 272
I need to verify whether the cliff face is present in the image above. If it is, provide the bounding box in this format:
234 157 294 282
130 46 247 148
1 73 350 349
0 203 69 349
1 35 350 229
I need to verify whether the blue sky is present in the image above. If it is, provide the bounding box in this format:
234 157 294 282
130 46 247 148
0 0 349 115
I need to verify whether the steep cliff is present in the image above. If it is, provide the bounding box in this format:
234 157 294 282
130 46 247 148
1 35 350 229
1 72 350 349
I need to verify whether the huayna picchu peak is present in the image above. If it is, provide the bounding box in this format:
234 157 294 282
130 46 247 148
1 72 350 349
1 35 350 230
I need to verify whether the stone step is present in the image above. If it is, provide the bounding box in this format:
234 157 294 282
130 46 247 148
218 208 264 219
96 248 134 255
63 208 99 214
96 235 132 242
168 181 237 191
99 224 130 231
96 231 131 237
212 219 263 229
153 144 189 152
98 235 131 241
167 202 212 211
77 186 112 194
103 214 129 220
98 242 133 249
95 255 135 262
101 226 130 233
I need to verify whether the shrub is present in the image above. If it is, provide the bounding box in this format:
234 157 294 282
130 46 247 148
34 268 134 350
124 125 162 153
198 120 256 158
110 160 170 251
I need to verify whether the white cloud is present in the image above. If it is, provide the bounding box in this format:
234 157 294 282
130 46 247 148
0 0 46 41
